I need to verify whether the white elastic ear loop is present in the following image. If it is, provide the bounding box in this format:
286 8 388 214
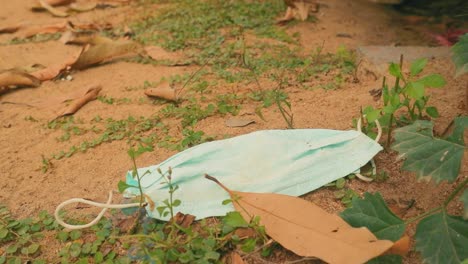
54 191 141 230
355 116 382 182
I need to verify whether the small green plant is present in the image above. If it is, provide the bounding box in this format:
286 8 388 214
361 56 446 147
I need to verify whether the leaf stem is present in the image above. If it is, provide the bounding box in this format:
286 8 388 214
443 178 468 208
404 206 442 225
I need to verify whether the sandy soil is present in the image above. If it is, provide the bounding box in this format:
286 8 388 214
0 0 467 263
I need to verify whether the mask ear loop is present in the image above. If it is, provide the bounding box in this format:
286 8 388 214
355 116 382 182
54 191 141 230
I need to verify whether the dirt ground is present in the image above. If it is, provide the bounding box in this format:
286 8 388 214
0 0 467 263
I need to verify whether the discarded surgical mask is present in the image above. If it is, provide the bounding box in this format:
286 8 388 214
125 129 382 220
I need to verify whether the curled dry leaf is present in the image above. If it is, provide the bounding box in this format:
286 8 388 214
69 2 97 12
0 70 41 92
234 227 257 239
37 0 69 17
230 252 246 264
16 21 69 38
31 49 82 81
171 212 196 228
388 235 411 256
60 31 113 45
225 118 255 128
205 175 393 264
71 40 140 70
55 85 102 118
144 85 178 102
0 24 23 34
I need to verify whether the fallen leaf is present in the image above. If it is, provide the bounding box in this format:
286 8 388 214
171 212 196 228
60 31 113 45
30 49 82 81
116 217 136 233
143 194 155 212
16 22 69 38
278 0 315 23
387 235 410 256
55 85 102 118
38 0 69 17
0 69 41 92
205 175 393 264
144 85 178 102
69 2 97 12
230 252 246 264
0 24 23 34
234 227 257 239
225 118 255 128
144 46 186 64
71 40 140 70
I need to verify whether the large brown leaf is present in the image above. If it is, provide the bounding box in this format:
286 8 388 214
31 49 82 81
55 85 102 118
71 40 140 70
0 70 41 93
37 0 69 17
16 22 69 38
205 175 393 264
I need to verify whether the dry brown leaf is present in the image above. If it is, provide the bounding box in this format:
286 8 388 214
30 49 82 81
69 2 97 12
234 227 257 239
230 252 246 264
37 0 69 17
17 22 69 38
0 70 41 91
0 24 23 34
71 40 140 70
144 46 186 63
55 85 101 118
144 85 178 102
171 212 196 228
388 235 411 256
116 216 137 234
205 175 393 264
60 31 113 45
144 194 155 212
225 118 255 128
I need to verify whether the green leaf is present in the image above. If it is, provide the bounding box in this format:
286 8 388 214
172 199 181 207
462 189 468 220
0 228 8 239
6 244 18 254
452 33 468 77
335 178 346 189
415 211 468 264
388 63 403 79
57 231 69 242
405 82 425 99
447 116 468 145
118 180 132 193
366 254 402 264
223 212 248 228
417 74 446 88
28 243 40 254
425 106 439 118
340 192 405 241
69 242 82 258
241 238 257 253
70 230 81 240
392 120 466 183
410 58 428 76
0 256 5 264
366 109 381 123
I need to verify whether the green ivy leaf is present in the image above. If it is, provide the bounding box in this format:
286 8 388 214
241 238 257 253
340 193 405 241
452 33 468 77
405 82 425 99
415 211 468 264
69 242 82 258
417 74 446 88
410 58 428 76
366 109 381 123
57 231 69 242
6 244 18 254
0 228 8 239
70 230 82 240
392 119 466 183
0 256 5 264
366 254 402 264
388 63 403 79
462 189 468 220
425 106 439 118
